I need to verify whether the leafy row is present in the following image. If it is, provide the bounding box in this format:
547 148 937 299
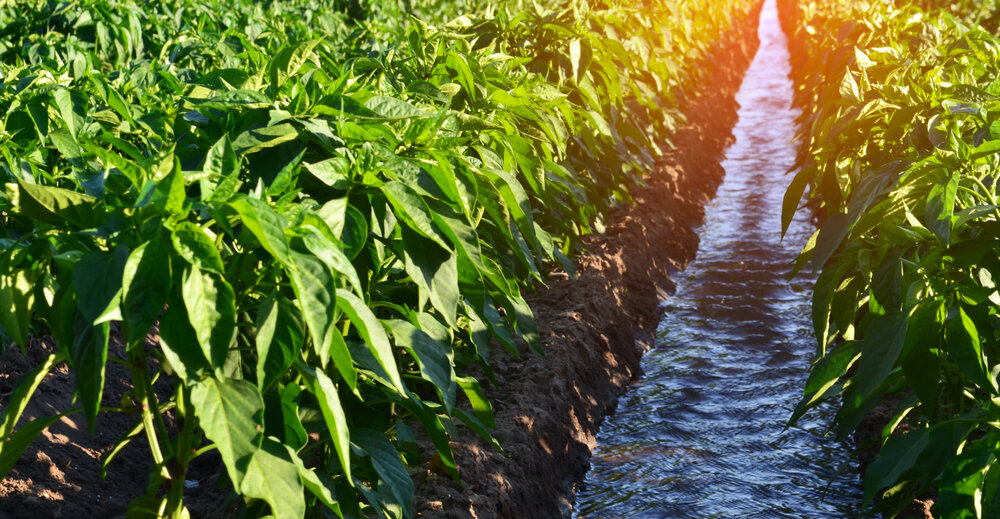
779 0 1000 516
0 0 755 517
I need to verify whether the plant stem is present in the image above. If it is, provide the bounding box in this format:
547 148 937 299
127 344 171 479
165 384 195 518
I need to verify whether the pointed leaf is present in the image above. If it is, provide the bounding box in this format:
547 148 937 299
190 377 264 487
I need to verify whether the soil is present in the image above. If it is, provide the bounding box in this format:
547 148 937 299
0 5 763 519
0 330 234 519
410 6 763 518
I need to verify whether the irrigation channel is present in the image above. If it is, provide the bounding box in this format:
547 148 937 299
574 1 864 517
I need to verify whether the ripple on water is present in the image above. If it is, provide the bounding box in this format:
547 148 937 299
574 1 863 517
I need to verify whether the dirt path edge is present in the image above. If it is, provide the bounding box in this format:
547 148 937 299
411 5 763 518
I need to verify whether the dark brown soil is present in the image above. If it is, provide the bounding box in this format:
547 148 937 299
410 6 763 518
0 6 762 519
0 333 233 519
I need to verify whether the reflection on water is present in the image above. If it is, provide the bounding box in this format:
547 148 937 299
574 1 864 517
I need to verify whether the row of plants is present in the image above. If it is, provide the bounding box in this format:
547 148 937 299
0 0 756 517
778 0 1000 516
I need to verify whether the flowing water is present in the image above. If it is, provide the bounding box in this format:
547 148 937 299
574 1 864 517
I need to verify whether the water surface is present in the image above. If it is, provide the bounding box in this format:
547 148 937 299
574 2 864 517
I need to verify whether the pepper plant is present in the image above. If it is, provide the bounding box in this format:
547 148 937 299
780 0 1000 516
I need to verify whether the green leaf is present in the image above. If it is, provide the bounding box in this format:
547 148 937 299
945 306 996 393
509 293 542 356
811 213 850 272
50 128 82 164
900 300 945 408
269 38 324 92
182 267 236 368
73 247 128 325
68 319 110 434
445 52 476 102
480 294 517 356
286 251 357 389
205 135 239 178
158 297 209 383
789 342 860 426
303 159 350 190
194 90 272 110
0 269 35 348
287 442 343 517
926 174 959 243
190 377 264 487
156 162 187 215
102 82 133 123
52 88 86 137
299 224 363 296
256 294 305 391
171 222 225 275
318 199 368 260
386 319 456 411
121 239 171 346
204 135 241 204
502 134 543 196
395 394 458 481
142 145 177 182
839 70 861 102
971 139 1000 160
353 429 414 515
457 376 494 429
229 196 292 264
381 181 451 251
13 178 104 228
782 167 812 238
431 210 486 278
863 428 930 503
306 368 353 485
402 231 459 327
856 312 908 400
233 124 300 155
937 447 992 518
481 167 540 257
241 438 306 519
364 96 428 120
279 384 309 451
569 38 582 83
335 289 404 393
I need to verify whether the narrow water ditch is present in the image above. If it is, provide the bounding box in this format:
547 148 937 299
573 1 864 517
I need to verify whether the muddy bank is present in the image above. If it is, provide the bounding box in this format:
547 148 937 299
411 6 763 519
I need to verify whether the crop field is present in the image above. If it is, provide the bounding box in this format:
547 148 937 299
0 0 757 517
3 0 1000 517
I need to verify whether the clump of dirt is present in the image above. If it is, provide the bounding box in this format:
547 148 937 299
410 5 764 519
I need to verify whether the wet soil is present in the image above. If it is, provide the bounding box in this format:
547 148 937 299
411 6 763 518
